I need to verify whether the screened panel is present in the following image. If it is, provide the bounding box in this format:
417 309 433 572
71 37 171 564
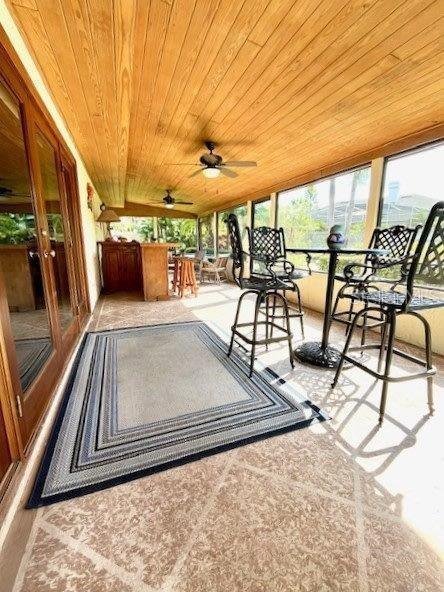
277 166 371 270
253 199 271 228
157 217 197 251
380 142 443 229
110 216 154 241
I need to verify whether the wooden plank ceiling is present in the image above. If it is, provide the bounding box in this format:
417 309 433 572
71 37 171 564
6 0 444 216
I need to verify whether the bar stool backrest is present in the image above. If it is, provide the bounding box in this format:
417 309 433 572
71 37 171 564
368 224 421 266
249 226 285 259
405 201 444 303
248 226 286 276
227 214 245 287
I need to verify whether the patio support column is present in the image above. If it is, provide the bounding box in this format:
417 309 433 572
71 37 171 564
270 192 277 227
247 200 253 228
212 211 217 255
364 157 384 245
153 217 159 240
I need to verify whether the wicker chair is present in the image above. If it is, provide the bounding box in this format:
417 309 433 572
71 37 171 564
200 256 228 284
331 224 421 343
248 225 307 338
332 201 444 424
227 214 295 377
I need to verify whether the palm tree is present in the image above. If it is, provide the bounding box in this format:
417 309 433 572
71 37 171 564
344 169 369 239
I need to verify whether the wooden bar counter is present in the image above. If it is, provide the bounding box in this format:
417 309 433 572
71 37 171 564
140 242 180 301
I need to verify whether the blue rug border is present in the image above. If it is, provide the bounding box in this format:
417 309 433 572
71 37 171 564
27 320 328 508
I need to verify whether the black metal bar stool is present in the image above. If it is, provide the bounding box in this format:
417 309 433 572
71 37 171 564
331 224 422 345
226 214 296 377
332 201 444 424
248 225 307 339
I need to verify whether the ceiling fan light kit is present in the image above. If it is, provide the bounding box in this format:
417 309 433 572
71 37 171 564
171 140 257 180
202 166 220 179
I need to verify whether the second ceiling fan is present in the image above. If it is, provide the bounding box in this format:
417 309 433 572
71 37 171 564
149 189 193 209
168 141 257 179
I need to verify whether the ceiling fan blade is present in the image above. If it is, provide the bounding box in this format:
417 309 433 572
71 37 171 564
176 201 194 205
165 163 199 166
222 161 257 167
219 167 238 178
188 168 203 178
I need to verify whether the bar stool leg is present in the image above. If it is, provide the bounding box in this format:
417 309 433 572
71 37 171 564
295 283 304 339
250 292 263 377
413 312 434 415
379 310 397 425
377 319 388 373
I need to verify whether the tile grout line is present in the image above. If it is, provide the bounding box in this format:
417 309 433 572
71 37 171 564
236 459 357 506
160 454 238 592
353 468 370 592
11 508 43 592
234 459 408 526
38 519 156 592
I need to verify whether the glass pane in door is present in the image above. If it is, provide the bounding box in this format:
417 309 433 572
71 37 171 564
0 80 53 392
35 131 75 333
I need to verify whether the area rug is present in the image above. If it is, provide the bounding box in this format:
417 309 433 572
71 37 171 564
15 337 52 391
28 321 326 507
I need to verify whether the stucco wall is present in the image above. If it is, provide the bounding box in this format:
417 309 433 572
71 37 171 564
0 1 102 309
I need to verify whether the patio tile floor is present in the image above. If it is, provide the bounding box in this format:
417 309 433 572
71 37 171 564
3 282 444 592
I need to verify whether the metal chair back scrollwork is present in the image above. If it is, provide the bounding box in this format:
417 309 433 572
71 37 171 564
248 226 285 275
370 224 420 265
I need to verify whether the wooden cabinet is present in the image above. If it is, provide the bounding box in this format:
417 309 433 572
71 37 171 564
99 241 141 293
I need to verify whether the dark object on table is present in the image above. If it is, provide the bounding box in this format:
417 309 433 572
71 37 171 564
326 224 345 250
332 201 444 424
286 245 387 368
331 223 422 341
248 225 307 339
226 214 295 377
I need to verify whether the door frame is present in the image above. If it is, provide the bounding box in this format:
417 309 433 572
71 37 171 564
0 28 90 458
59 149 91 321
29 111 80 357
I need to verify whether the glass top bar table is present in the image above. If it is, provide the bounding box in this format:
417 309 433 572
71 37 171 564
286 247 386 368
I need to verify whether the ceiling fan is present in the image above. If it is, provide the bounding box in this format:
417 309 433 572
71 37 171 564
150 189 194 209
167 141 257 179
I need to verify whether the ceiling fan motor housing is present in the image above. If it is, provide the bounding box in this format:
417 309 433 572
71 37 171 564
200 152 222 167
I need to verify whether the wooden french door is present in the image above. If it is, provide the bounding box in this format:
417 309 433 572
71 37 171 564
0 68 87 451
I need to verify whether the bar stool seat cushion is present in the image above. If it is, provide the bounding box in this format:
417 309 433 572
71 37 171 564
239 275 292 291
345 289 443 310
